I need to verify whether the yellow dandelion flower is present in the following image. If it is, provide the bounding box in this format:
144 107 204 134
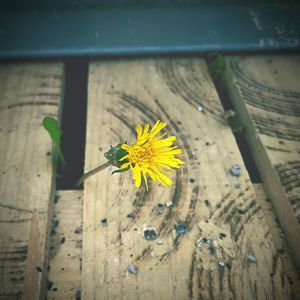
119 120 184 190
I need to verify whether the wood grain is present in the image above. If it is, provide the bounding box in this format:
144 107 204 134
0 63 63 299
23 211 47 300
82 58 292 299
253 184 300 299
47 191 83 300
223 56 300 269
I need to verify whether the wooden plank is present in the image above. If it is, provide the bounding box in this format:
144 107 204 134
0 63 64 299
23 211 47 300
47 190 83 300
82 58 292 299
253 184 300 299
222 56 300 268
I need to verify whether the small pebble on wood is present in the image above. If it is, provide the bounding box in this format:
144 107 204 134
100 218 108 227
127 264 138 274
143 225 158 241
247 254 257 263
219 261 225 268
196 239 202 247
165 200 174 208
204 237 210 244
197 237 211 247
219 233 226 240
175 223 188 235
229 164 241 177
157 203 164 214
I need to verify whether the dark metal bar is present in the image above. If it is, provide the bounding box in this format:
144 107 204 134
0 3 299 58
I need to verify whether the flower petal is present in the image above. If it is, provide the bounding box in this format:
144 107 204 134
119 154 129 161
143 123 150 137
142 170 149 191
132 164 142 188
136 124 143 139
152 136 176 148
156 172 172 186
150 120 166 138
120 161 131 169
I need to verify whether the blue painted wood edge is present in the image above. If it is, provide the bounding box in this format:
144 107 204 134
0 3 299 58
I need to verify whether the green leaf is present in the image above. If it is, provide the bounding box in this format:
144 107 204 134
208 53 226 81
43 116 65 164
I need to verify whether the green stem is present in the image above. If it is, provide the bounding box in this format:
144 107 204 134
77 161 111 187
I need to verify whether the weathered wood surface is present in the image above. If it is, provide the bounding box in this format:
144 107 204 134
23 211 47 300
82 58 293 299
253 184 300 299
47 191 83 300
0 64 63 299
223 56 300 268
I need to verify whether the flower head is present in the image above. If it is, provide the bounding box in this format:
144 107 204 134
119 120 184 190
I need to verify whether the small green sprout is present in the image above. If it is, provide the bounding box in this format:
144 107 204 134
43 117 65 164
208 53 226 81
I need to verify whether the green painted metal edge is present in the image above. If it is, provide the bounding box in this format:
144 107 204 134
0 3 299 58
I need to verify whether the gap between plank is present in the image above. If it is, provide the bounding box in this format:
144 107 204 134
57 59 89 190
206 55 262 183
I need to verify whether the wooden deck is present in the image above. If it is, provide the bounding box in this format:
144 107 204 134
0 56 299 299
